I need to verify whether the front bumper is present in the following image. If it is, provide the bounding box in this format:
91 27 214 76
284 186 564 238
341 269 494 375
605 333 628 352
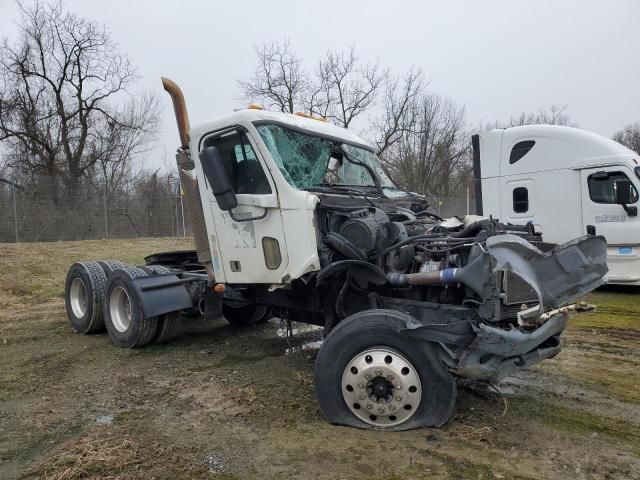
450 312 568 382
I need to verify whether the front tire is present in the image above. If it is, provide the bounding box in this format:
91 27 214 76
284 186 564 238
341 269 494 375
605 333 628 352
314 309 456 431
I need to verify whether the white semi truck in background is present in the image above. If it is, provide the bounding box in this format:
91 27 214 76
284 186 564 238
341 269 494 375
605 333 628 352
63 78 608 431
473 125 640 285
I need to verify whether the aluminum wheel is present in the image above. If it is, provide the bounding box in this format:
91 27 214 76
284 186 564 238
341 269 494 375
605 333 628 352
69 278 88 319
341 347 422 428
109 286 132 333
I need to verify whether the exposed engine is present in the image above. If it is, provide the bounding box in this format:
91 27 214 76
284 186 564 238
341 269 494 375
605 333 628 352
317 203 547 324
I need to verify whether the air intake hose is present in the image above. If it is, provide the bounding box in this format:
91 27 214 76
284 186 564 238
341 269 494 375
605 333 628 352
387 268 460 287
387 253 489 298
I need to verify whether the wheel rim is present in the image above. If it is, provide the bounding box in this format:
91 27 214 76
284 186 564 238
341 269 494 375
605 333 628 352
341 347 422 428
110 286 132 333
69 278 88 318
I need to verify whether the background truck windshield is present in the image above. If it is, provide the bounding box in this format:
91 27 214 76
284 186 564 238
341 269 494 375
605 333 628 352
256 123 399 193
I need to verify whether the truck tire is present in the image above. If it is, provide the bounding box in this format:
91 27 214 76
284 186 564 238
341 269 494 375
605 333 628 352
64 261 108 334
314 309 456 431
222 303 270 327
98 260 127 276
140 264 173 275
153 312 182 344
103 266 159 348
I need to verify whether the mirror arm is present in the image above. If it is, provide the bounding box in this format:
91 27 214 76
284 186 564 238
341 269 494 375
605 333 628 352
229 207 268 222
621 204 638 217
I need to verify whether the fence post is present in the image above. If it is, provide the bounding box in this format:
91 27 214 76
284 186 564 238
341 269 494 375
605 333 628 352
12 185 19 243
466 186 470 215
103 188 109 239
179 182 186 237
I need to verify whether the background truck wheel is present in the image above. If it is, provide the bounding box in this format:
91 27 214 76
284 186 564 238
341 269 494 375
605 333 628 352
64 261 108 334
314 309 456 431
103 266 159 348
98 260 127 276
222 302 270 327
153 312 182 344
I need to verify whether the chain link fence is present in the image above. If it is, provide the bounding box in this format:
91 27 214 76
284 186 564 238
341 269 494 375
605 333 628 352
0 178 476 243
428 190 476 218
0 178 189 243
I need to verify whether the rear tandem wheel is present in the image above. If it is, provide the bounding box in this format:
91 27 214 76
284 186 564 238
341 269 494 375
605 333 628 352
64 261 108 334
103 266 159 348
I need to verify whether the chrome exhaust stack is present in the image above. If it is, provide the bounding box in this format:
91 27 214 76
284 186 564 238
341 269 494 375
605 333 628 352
161 77 213 269
161 77 191 149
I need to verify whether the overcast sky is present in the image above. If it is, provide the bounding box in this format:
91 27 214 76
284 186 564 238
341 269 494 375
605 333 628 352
1 0 639 170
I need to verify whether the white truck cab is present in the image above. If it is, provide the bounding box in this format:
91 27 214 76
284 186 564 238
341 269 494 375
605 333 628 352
473 125 640 285
189 108 394 285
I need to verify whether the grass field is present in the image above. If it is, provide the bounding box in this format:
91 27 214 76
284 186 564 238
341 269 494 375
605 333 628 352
0 238 639 479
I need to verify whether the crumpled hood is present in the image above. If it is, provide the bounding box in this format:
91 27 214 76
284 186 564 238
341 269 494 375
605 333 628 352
486 234 608 311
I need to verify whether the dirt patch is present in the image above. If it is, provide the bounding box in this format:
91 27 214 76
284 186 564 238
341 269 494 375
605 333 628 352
1 238 639 479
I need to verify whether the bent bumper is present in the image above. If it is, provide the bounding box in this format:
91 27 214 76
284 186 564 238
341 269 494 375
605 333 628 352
450 313 568 383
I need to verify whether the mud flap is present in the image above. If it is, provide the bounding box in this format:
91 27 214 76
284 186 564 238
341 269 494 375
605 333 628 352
127 274 194 318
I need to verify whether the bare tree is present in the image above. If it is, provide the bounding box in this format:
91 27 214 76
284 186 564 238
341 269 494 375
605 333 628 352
371 68 424 156
613 122 640 155
0 0 160 201
486 105 575 129
314 46 387 128
90 94 161 196
381 93 470 198
237 40 308 113
238 42 388 128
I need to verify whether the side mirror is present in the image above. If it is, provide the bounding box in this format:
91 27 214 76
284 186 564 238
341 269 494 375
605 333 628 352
199 146 237 211
615 178 634 205
614 178 637 217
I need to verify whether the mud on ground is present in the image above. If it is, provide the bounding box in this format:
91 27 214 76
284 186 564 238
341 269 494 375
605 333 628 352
0 238 638 479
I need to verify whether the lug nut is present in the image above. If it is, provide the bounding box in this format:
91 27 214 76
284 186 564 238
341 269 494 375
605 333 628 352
359 394 366 400
364 374 371 380
387 374 395 380
388 405 396 411
366 403 374 410
378 407 385 414
395 395 402 402
394 382 402 389
358 382 365 389
375 369 383 376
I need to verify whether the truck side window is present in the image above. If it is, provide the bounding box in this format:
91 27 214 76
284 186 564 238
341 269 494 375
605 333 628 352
509 140 535 164
588 171 638 204
513 187 529 213
203 131 272 195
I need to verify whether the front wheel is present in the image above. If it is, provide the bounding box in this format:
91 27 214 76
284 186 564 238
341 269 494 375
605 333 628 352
314 309 456 431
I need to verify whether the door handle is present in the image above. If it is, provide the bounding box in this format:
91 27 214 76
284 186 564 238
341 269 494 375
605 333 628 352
229 207 268 223
586 225 596 236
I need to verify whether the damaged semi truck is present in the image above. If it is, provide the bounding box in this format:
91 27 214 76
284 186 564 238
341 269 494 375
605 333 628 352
64 78 608 430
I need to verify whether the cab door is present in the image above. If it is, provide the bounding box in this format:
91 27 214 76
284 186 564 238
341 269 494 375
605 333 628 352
200 128 288 284
580 166 640 283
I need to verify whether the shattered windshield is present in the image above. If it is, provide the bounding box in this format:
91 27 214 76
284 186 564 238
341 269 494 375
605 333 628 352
255 123 405 197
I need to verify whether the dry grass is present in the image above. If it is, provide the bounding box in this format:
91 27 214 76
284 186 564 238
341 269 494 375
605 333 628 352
0 237 193 311
22 430 214 480
1 238 639 480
